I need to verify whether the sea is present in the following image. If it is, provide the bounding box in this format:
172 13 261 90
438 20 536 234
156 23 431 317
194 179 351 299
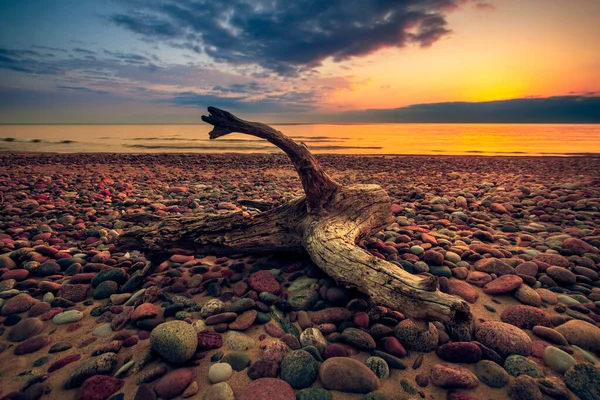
1 123 599 156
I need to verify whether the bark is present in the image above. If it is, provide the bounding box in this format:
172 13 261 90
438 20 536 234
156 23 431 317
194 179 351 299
118 107 471 324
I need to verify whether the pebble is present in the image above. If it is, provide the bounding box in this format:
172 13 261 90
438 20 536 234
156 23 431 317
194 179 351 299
150 320 198 364
209 362 233 383
474 360 509 388
1 293 39 315
76 375 123 400
7 317 44 342
319 357 381 393
500 305 551 329
365 356 389 379
238 377 295 400
436 342 482 363
224 331 254 351
555 319 600 352
475 320 532 357
565 363 600 400
482 275 523 295
507 375 542 400
203 382 235 400
543 345 576 373
52 309 84 324
430 364 479 389
394 319 438 352
280 349 319 389
154 368 193 399
504 354 544 378
221 351 251 371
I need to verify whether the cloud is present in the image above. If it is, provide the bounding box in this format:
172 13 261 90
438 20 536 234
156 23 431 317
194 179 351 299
57 86 109 95
171 90 319 112
109 0 470 75
334 95 600 123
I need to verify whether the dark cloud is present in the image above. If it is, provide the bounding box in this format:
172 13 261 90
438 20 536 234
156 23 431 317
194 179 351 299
171 90 319 112
109 0 469 75
57 86 109 95
334 96 600 123
73 48 96 54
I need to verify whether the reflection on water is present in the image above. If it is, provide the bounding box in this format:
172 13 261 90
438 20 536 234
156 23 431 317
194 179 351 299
0 123 599 156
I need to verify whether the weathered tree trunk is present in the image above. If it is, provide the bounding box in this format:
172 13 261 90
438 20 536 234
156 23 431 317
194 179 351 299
118 107 471 324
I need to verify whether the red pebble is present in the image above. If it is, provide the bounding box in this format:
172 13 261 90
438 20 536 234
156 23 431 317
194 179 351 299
380 336 407 357
123 336 139 348
197 331 223 350
138 330 150 340
353 312 369 329
76 375 124 400
48 354 81 373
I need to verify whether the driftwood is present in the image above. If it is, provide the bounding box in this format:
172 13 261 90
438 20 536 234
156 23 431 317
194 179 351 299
118 107 471 324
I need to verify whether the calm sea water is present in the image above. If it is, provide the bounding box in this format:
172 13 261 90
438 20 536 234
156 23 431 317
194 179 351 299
1 123 599 156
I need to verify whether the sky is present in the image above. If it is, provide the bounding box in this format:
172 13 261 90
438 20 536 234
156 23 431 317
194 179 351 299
0 0 599 123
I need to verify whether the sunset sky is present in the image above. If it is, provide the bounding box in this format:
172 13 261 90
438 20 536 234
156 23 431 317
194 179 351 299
0 0 599 123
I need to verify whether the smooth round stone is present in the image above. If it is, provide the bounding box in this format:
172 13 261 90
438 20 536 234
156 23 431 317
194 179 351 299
341 327 376 350
77 375 124 400
410 246 424 255
209 362 233 383
228 310 257 331
555 320 600 352
319 357 380 394
445 280 478 304
535 288 558 304
565 363 600 400
203 382 235 400
558 295 580 305
475 321 532 358
430 364 479 389
110 293 131 305
474 360 510 388
52 310 84 325
445 252 461 264
150 320 198 364
532 326 568 345
466 271 492 287
394 319 438 352
221 351 251 371
280 349 319 389
130 303 159 321
436 342 482 363
544 346 576 373
154 368 193 399
1 293 39 315
500 305 551 329
238 378 295 400
547 266 576 285
483 275 523 295
504 355 544 378
8 317 44 342
224 331 255 351
507 375 542 400
514 284 542 307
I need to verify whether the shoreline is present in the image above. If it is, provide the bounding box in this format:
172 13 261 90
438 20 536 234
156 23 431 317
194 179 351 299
2 151 600 158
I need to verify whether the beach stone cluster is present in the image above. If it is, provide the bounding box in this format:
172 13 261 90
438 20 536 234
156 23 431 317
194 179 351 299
0 153 599 399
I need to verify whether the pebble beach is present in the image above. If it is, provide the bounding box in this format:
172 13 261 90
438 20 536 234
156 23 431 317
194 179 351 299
1 153 600 400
